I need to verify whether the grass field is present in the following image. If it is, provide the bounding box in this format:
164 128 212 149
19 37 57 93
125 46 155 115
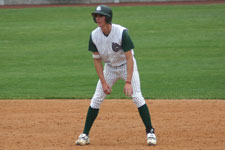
0 4 225 99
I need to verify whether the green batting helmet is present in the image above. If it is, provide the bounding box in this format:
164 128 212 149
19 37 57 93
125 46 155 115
91 5 113 24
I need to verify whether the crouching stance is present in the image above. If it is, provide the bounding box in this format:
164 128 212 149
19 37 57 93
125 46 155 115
75 5 157 146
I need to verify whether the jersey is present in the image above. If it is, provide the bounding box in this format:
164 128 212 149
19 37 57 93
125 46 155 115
88 24 146 109
89 24 134 67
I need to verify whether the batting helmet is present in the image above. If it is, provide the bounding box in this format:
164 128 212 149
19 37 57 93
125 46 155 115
92 5 113 24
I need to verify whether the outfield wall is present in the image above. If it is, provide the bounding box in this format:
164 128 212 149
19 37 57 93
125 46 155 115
0 0 214 5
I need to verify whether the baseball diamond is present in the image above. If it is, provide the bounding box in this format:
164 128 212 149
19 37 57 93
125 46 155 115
0 1 225 150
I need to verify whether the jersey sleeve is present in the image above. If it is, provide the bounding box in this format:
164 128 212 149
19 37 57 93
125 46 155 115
121 30 135 52
88 33 98 52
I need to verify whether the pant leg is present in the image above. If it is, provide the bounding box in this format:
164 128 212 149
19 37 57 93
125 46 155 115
120 58 146 108
120 58 153 132
90 64 119 109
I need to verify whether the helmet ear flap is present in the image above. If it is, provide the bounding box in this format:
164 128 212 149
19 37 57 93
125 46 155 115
93 17 97 23
92 13 97 23
105 16 112 24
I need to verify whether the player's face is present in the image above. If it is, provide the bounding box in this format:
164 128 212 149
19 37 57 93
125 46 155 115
95 14 107 27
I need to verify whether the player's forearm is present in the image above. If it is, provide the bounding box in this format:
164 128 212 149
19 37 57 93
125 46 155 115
126 55 134 82
93 58 106 84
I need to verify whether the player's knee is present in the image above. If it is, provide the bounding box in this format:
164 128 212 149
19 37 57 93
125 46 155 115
90 97 104 109
90 102 101 109
132 93 146 108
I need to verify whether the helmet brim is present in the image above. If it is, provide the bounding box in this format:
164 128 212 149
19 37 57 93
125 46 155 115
91 11 110 18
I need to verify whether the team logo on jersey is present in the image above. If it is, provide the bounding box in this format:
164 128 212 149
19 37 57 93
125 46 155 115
112 42 122 52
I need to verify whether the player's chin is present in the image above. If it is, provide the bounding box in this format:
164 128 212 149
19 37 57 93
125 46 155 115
97 22 103 27
97 23 102 27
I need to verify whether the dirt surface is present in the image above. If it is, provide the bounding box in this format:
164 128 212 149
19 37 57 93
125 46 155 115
0 99 225 150
0 0 225 9
1 1 225 149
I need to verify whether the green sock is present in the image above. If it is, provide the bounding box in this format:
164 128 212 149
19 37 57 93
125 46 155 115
138 104 153 133
83 106 99 135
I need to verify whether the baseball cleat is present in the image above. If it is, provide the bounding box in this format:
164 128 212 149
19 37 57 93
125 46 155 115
75 133 90 146
147 128 157 145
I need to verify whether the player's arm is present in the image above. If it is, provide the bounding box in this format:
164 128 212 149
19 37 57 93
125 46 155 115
124 51 134 83
89 33 111 95
92 52 105 84
121 29 134 96
124 51 133 96
92 52 111 95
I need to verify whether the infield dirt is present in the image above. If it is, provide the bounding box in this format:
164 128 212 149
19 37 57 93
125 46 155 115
0 99 225 150
1 1 225 149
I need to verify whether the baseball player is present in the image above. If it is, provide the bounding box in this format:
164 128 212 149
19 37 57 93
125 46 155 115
75 5 157 146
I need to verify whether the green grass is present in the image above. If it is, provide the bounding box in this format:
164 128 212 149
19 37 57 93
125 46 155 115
0 4 225 99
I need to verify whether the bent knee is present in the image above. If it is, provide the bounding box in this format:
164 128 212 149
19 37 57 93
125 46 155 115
90 97 104 109
132 93 146 108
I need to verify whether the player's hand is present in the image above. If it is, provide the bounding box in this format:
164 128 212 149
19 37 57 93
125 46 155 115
102 82 111 95
124 82 133 97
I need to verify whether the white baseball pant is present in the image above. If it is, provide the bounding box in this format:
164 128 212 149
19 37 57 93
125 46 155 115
90 58 146 109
